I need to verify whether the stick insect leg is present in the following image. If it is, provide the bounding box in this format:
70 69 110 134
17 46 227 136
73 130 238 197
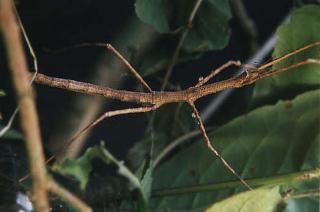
62 43 153 92
259 58 320 80
62 105 158 158
105 44 153 92
258 41 320 71
188 101 252 190
194 60 242 88
18 105 159 183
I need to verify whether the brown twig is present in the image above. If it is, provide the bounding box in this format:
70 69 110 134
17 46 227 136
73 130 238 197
0 0 50 211
47 180 92 212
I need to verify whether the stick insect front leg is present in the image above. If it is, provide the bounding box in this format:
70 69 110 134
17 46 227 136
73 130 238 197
66 42 153 92
194 60 258 88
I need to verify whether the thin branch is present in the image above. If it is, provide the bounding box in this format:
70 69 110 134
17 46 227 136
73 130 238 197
0 108 19 137
161 30 189 91
282 189 320 200
0 0 49 210
161 0 204 91
13 3 38 79
187 101 252 190
47 180 92 212
152 169 320 197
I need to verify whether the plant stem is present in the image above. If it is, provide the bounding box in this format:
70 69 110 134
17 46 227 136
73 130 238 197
161 0 204 91
47 180 92 212
0 0 49 211
152 169 320 197
286 189 320 199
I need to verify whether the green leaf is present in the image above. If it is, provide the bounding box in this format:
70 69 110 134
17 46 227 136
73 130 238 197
141 167 153 200
252 5 320 104
53 143 149 211
150 90 320 210
134 0 231 52
205 187 282 212
135 0 170 33
53 147 96 190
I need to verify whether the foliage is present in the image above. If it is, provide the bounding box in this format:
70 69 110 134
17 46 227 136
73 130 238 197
252 5 320 104
135 0 232 52
135 0 232 76
150 89 319 210
53 143 150 211
205 187 282 212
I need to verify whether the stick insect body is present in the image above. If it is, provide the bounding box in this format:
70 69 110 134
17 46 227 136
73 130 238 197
25 41 320 190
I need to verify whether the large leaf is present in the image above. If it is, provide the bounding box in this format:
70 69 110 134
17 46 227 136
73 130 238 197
135 0 231 52
53 143 149 211
205 187 282 212
252 5 320 104
150 90 320 211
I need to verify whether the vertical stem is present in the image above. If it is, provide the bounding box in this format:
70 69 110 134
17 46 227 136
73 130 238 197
161 0 204 91
0 1 49 211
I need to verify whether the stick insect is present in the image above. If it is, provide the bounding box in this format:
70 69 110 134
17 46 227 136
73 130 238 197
22 41 320 190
